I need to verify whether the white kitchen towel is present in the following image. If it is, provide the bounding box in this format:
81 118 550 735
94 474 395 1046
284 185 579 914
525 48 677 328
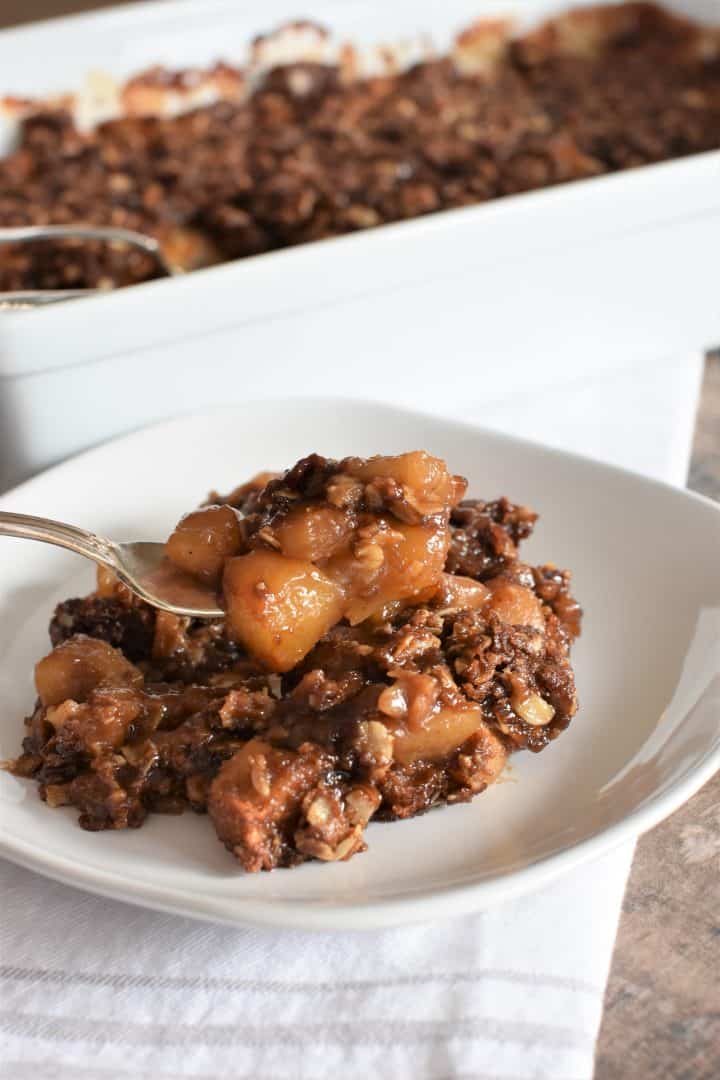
0 350 705 1080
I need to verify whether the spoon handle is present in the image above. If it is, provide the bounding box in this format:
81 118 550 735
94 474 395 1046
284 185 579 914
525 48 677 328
0 511 118 573
0 225 176 279
0 223 163 256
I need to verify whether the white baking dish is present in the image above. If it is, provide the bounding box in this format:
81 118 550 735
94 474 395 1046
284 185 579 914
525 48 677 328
1 0 719 490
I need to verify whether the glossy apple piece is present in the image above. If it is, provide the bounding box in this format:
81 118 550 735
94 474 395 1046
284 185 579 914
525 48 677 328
165 504 243 585
223 550 345 671
331 521 450 624
346 451 466 518
432 572 490 613
392 703 486 765
485 578 545 630
35 636 143 707
273 504 354 563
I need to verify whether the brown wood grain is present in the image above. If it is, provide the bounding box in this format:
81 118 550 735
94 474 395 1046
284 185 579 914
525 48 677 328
596 353 720 1080
0 0 134 27
3 6 719 1077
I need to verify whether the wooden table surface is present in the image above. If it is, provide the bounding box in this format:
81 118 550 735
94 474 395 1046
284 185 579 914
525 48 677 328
596 353 720 1080
1 0 131 24
3 4 719 1077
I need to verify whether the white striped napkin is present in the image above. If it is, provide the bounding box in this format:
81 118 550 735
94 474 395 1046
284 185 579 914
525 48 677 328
0 350 703 1080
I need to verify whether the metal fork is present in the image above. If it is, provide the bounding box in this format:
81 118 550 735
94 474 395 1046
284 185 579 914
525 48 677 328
0 224 182 310
0 511 223 618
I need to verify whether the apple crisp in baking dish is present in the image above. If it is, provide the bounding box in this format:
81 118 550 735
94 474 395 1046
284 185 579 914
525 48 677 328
1 1 719 292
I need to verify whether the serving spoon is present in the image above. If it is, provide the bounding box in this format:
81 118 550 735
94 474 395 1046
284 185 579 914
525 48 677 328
0 224 183 310
0 511 224 618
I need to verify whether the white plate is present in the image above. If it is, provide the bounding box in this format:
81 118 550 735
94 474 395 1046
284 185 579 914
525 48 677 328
0 400 718 930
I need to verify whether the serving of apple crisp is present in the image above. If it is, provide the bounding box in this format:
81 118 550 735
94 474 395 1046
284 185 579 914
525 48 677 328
10 452 582 872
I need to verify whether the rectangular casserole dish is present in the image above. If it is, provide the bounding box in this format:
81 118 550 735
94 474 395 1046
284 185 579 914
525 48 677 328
0 0 719 490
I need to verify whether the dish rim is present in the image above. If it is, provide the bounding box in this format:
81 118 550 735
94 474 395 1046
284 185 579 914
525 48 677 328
2 0 720 369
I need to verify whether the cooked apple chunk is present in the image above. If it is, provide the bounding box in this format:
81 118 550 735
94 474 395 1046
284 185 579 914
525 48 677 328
210 453 467 656
223 550 345 671
165 504 243 585
35 636 143 707
273 504 353 563
344 451 466 521
330 520 450 624
392 703 485 765
485 578 545 630
431 572 490 614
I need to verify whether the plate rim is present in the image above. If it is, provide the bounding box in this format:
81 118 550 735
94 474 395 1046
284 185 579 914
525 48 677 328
1 397 719 930
4 394 720 518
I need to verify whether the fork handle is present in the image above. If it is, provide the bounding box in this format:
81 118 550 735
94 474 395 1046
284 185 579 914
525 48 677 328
0 511 118 573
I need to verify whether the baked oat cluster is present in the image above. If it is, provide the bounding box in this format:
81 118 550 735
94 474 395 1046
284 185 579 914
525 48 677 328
11 451 582 871
1 1 719 291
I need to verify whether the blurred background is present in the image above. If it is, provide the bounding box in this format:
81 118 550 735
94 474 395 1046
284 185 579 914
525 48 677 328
2 1 132 26
0 4 718 1080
